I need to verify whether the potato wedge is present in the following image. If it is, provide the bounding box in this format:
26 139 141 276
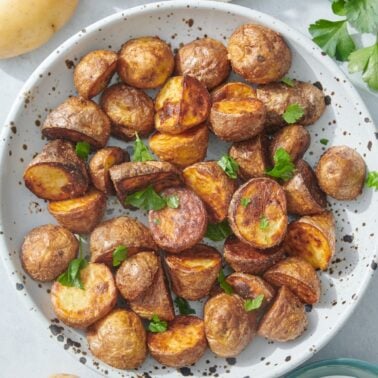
211 81 256 103
228 178 288 249
51 263 117 328
23 139 89 201
147 316 207 368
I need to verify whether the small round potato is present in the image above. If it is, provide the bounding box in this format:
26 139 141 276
21 224 78 282
228 24 291 84
315 146 366 200
211 82 256 103
118 36 174 89
175 37 230 89
87 309 147 369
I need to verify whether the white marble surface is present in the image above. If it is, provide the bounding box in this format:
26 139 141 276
0 1 376 377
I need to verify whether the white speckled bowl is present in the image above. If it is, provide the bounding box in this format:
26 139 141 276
0 1 377 377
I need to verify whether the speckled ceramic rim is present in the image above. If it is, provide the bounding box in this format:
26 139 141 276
0 1 376 377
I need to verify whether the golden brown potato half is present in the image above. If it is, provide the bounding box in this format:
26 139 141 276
229 134 270 180
42 97 111 149
204 293 257 357
23 140 89 201
211 81 256 103
155 75 211 134
182 161 237 223
165 244 222 300
228 178 288 249
228 24 291 84
100 83 155 141
258 286 307 342
223 235 285 275
175 37 230 90
73 50 118 99
90 216 157 266
89 146 128 194
315 146 366 200
118 36 174 89
21 224 78 282
51 263 117 328
48 188 106 234
283 160 327 216
284 211 336 270
149 124 209 168
149 187 208 253
87 309 147 369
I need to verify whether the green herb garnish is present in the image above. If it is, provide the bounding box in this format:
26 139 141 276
366 171 378 190
125 186 167 211
174 297 196 315
259 215 270 230
165 195 180 209
281 76 295 87
148 314 168 333
266 148 295 181
282 103 305 124
320 138 329 145
112 245 128 267
205 220 232 241
217 270 233 295
244 294 264 311
217 155 239 179
75 141 90 160
241 197 251 208
344 0 378 34
132 132 154 162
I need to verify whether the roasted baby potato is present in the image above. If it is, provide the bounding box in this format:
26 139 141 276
165 244 222 300
148 316 207 367
211 81 256 103
73 50 118 99
155 75 211 134
87 309 147 369
42 96 111 149
24 139 89 201
21 224 78 282
284 211 335 270
100 83 155 141
228 178 288 249
149 188 208 253
175 37 230 89
228 24 291 84
258 286 307 342
149 124 209 168
315 146 366 200
183 161 237 223
51 263 117 328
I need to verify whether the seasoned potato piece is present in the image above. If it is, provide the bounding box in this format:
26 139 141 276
24 140 89 201
228 178 288 249
211 81 256 103
315 146 366 200
149 124 209 168
183 161 237 223
155 75 211 134
118 36 174 89
42 97 111 149
165 244 222 300
258 286 307 342
73 50 118 99
175 37 230 89
223 235 285 274
87 309 147 369
148 316 207 367
21 224 78 282
100 84 155 141
90 216 157 266
228 24 291 84
283 160 326 216
284 211 336 270
149 188 208 253
51 263 117 328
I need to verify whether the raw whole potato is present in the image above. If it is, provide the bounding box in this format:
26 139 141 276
211 81 256 103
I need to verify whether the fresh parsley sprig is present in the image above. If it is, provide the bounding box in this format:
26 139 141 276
112 245 128 267
148 314 168 333
205 220 232 241
217 269 233 295
132 133 154 162
75 141 91 160
259 215 270 230
244 294 264 312
281 76 295 87
366 171 378 190
283 103 305 124
217 155 239 179
174 297 196 315
266 148 295 181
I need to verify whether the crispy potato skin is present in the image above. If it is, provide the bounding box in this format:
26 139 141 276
149 124 209 168
87 309 147 369
175 38 230 89
23 139 89 201
118 36 174 89
228 24 291 84
204 293 256 357
100 83 155 141
149 188 208 253
183 161 237 223
228 178 288 249
284 211 336 270
73 50 118 99
148 316 207 367
211 81 256 103
165 244 222 300
21 224 78 282
315 146 366 200
42 97 111 149
51 263 117 328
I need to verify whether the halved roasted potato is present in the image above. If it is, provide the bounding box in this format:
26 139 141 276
211 81 256 103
